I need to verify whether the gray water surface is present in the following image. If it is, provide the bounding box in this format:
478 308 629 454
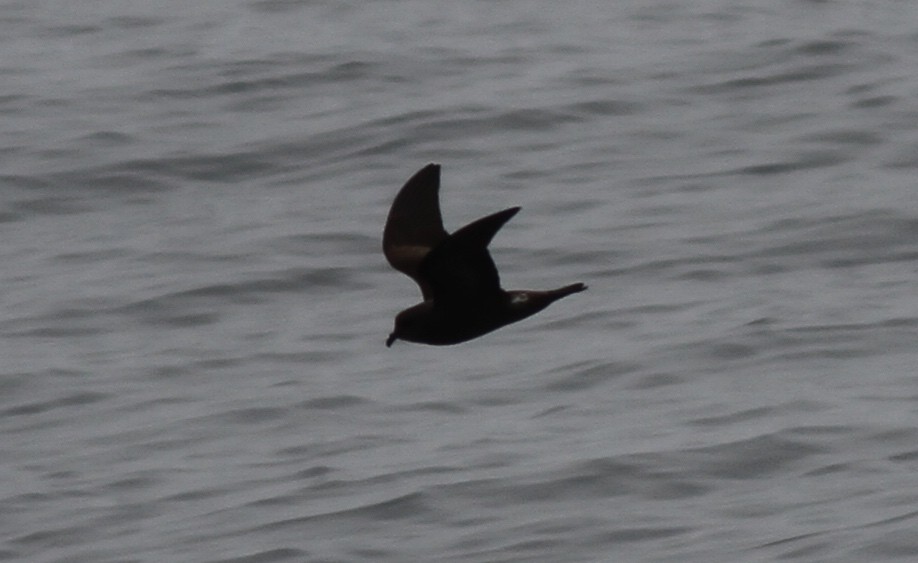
3 1 918 562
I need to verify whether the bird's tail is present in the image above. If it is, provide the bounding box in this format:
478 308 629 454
503 283 587 324
547 283 587 301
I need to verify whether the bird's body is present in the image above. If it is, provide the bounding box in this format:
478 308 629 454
386 285 587 346
383 164 586 347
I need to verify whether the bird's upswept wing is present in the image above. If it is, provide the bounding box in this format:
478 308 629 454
419 207 520 307
383 163 448 300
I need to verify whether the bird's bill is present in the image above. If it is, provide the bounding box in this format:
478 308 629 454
386 333 397 347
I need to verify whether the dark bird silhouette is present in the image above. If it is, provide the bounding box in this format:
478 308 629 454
383 163 586 347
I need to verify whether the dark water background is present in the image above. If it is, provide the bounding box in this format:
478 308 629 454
3 1 918 561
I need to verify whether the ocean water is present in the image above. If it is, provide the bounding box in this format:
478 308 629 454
3 1 918 561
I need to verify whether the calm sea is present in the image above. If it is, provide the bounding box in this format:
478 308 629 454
3 1 918 561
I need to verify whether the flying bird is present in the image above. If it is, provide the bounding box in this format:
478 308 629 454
383 163 586 347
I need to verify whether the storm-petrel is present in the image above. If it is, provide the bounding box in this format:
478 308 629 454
383 163 586 346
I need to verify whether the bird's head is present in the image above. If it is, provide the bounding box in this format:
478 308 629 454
385 303 432 347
